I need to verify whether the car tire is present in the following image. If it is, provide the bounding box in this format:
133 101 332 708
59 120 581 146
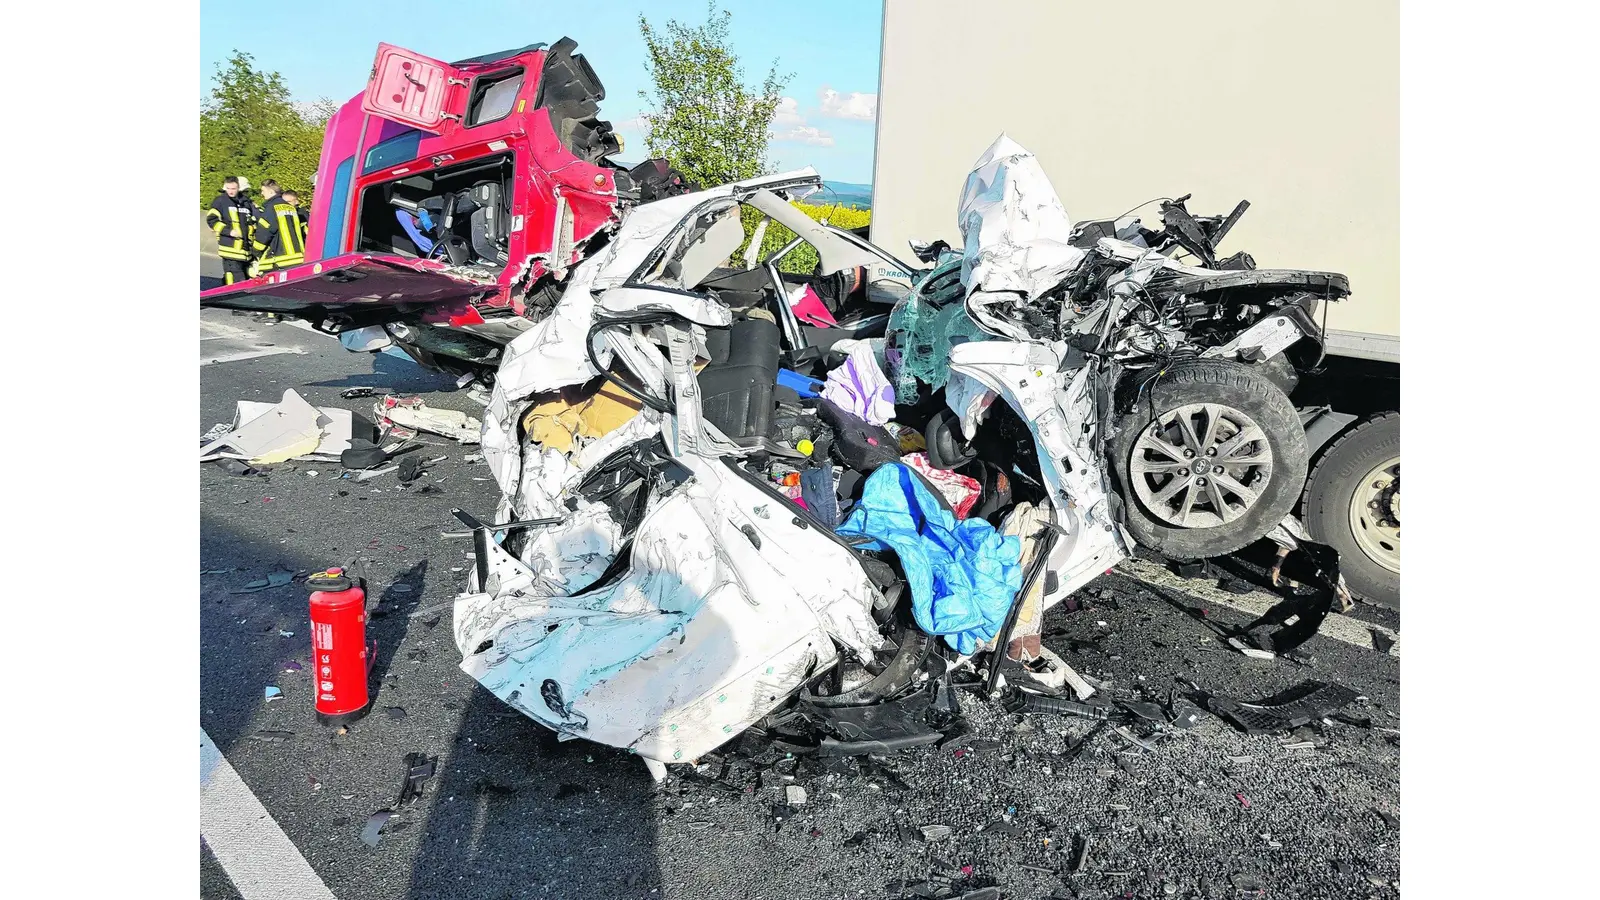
1301 412 1400 609
1110 359 1308 559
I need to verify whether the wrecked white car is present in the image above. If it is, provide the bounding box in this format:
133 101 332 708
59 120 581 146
451 139 1351 777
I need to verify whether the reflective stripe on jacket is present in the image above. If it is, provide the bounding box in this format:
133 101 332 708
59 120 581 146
206 193 253 260
253 195 305 270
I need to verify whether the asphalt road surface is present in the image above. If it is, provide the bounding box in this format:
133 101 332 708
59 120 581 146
199 309 1400 900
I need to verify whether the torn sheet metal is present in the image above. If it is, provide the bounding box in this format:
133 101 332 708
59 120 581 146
957 135 1087 339
947 342 1130 607
592 167 823 293
453 452 882 764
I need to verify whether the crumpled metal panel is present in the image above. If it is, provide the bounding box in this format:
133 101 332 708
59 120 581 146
957 135 1088 338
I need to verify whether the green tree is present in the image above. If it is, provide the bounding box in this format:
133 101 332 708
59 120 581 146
637 3 789 187
199 52 333 207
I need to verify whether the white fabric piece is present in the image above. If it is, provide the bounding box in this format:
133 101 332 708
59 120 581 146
957 135 1087 305
944 371 998 439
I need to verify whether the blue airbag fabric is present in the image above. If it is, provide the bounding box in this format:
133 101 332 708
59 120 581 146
837 463 1023 654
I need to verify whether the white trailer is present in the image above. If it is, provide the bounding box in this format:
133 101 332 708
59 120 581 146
868 0 1400 605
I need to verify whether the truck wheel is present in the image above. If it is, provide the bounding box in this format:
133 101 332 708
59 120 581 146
1302 412 1400 608
1111 359 1308 559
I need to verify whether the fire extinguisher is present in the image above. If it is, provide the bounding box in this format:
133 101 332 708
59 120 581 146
308 567 374 726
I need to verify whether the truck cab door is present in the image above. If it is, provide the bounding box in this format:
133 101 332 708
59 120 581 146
362 43 470 133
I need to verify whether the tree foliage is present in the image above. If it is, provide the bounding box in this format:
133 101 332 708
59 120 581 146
740 202 873 275
199 52 334 207
637 3 789 187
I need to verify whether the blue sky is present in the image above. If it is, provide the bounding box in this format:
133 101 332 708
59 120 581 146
201 0 884 184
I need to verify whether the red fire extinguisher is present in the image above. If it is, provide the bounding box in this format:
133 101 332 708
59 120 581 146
308 567 374 726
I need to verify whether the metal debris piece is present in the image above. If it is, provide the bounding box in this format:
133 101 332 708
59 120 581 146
360 810 395 848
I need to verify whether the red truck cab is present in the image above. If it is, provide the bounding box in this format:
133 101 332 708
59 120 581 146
203 38 632 347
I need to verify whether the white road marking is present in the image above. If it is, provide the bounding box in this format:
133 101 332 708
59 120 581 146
201 346 308 366
200 727 337 900
199 320 264 342
1117 557 1400 657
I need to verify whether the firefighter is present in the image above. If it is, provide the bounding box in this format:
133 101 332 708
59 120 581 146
205 176 254 285
252 180 306 272
281 191 310 248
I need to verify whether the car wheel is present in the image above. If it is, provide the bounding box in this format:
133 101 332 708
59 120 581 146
1302 412 1400 608
1111 359 1308 559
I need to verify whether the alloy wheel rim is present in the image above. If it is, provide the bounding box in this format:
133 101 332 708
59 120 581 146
1130 402 1274 528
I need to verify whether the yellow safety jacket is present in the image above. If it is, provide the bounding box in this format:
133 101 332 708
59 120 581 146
206 193 253 261
253 195 306 271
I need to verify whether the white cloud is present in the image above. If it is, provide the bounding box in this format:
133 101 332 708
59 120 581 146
817 86 876 121
611 114 651 132
773 125 835 147
773 96 805 126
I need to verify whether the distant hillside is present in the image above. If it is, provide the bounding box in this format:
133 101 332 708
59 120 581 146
819 181 873 210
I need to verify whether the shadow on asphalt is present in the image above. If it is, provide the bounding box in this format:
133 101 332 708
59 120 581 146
403 564 751 898
308 352 465 395
202 511 689 897
404 685 666 898
201 512 327 756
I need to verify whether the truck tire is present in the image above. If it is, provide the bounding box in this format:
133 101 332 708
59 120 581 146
1301 412 1400 608
1111 359 1308 559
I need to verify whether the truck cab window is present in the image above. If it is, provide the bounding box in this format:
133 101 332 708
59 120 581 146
467 70 524 127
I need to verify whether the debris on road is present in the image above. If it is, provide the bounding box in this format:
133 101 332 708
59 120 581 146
1202 680 1360 735
360 752 438 849
232 571 295 594
373 396 481 444
201 389 362 465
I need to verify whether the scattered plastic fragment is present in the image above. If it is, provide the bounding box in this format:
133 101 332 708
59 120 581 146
1204 681 1360 735
248 730 295 743
360 810 395 848
786 785 807 806
279 630 294 638
920 824 952 842
264 686 282 702
1235 792 1251 808
356 465 398 482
